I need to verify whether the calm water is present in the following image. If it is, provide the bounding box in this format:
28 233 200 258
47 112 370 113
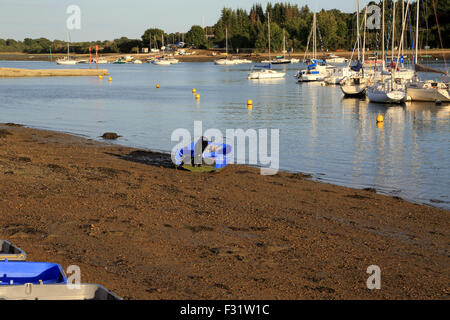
0 60 449 209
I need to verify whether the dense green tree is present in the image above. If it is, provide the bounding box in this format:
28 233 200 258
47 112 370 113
141 28 165 50
185 25 207 48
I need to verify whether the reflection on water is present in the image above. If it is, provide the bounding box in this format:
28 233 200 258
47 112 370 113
0 61 449 209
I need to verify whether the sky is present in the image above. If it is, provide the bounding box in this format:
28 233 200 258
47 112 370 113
0 0 375 42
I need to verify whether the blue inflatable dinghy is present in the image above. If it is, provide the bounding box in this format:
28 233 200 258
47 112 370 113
0 261 67 285
175 138 232 170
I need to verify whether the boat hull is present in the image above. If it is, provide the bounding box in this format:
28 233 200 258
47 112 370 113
406 87 450 103
368 89 406 104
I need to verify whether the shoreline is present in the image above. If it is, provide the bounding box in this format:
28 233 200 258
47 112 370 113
6 122 447 211
0 123 448 299
1 49 449 63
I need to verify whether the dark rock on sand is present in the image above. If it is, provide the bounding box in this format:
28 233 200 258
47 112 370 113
101 132 121 140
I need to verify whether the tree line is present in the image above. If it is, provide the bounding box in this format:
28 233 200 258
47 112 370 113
0 1 448 55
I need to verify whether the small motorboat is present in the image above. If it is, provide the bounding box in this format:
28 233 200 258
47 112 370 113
215 59 239 65
297 59 335 82
56 58 78 65
153 59 171 66
248 64 285 80
112 58 126 64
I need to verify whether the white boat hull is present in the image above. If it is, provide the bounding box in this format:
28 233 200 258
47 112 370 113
406 82 450 103
368 88 406 104
153 60 171 65
215 59 239 65
340 77 369 95
56 60 78 65
248 70 286 79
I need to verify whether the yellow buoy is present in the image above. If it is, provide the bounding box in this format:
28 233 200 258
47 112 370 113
108 77 112 82
377 122 384 129
192 88 196 94
156 84 160 88
98 75 103 80
247 99 253 105
376 115 384 123
195 94 200 100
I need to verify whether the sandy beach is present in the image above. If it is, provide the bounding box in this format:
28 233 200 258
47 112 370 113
0 123 448 299
0 67 109 78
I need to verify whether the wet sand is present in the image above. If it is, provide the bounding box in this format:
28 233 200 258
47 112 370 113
0 67 109 78
0 123 448 299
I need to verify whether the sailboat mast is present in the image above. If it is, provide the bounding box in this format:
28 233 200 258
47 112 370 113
66 30 70 60
363 6 367 67
313 13 316 60
268 11 271 61
382 0 385 70
415 0 420 64
391 0 396 64
357 0 360 61
225 27 228 58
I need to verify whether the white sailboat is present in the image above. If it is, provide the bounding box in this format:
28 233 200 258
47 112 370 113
215 28 240 65
262 30 297 64
153 34 172 65
406 0 450 103
248 12 285 80
368 0 409 104
297 13 335 82
340 1 370 96
56 31 78 65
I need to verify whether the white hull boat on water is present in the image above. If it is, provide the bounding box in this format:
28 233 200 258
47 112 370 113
406 80 450 103
340 76 370 95
297 61 335 82
97 59 108 64
234 59 252 64
153 59 171 66
324 66 354 85
133 59 143 64
167 58 179 64
215 59 239 65
367 80 407 104
248 68 285 80
56 59 78 65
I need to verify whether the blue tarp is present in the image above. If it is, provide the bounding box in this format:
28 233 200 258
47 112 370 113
350 61 363 72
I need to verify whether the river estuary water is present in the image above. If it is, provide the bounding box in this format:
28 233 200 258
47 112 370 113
0 60 449 209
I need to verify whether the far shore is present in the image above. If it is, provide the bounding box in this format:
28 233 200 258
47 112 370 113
0 48 448 63
0 122 448 299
